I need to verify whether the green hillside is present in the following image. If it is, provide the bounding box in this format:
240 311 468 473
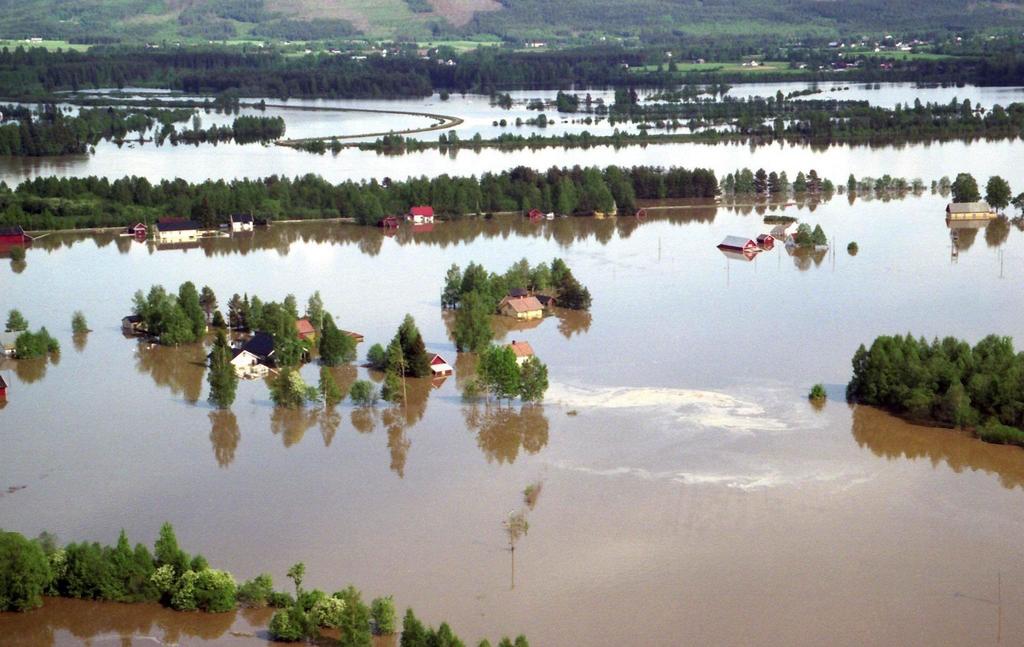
0 0 1021 43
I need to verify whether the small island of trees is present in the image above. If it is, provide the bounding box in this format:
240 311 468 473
847 334 1024 448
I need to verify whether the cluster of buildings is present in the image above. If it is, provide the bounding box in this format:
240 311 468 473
123 214 261 244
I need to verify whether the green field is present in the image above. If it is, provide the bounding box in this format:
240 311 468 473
852 50 958 61
631 60 802 75
0 39 89 52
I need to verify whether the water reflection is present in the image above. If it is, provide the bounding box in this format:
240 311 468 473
71 332 88 353
786 245 829 271
851 404 1024 490
0 597 251 646
209 410 240 467
11 355 53 384
270 406 319 447
463 403 550 464
134 342 206 403
984 216 1011 248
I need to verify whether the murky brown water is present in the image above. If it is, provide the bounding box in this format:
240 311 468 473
3 194 1024 645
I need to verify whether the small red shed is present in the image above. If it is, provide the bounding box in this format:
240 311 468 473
717 236 759 254
527 208 543 220
128 222 147 238
407 206 435 224
757 234 775 250
429 353 453 376
0 226 31 245
0 374 7 399
379 216 400 228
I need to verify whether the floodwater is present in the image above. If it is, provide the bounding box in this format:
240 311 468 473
2 82 1023 186
3 191 1024 645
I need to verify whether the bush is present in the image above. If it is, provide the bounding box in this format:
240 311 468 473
311 595 347 628
237 573 274 606
0 530 52 611
350 379 378 406
371 595 396 634
192 569 236 612
268 590 295 608
977 421 1024 448
847 241 858 255
269 607 308 642
71 311 89 334
366 343 387 370
14 327 59 358
808 384 826 400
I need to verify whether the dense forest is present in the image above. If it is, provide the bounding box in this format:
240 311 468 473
848 334 1024 448
1 44 1024 100
0 165 718 230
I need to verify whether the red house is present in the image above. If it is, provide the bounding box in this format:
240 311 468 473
0 374 7 399
407 206 435 224
379 216 400 229
756 234 775 250
295 318 317 341
429 353 453 376
0 226 31 245
717 236 759 254
527 208 543 220
128 222 147 238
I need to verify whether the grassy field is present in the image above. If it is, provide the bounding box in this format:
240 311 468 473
416 39 502 52
0 39 89 51
631 60 801 75
852 50 958 61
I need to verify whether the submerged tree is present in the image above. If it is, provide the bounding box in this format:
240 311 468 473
71 311 90 334
207 330 238 409
5 309 28 332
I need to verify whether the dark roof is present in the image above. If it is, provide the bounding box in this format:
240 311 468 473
0 374 7 389
231 213 254 223
156 220 200 232
536 294 556 306
0 226 25 236
241 331 275 358
122 314 142 323
508 287 529 298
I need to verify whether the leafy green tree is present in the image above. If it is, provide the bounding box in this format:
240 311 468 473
207 330 238 409
441 264 463 309
271 368 316 408
199 286 217 324
319 313 355 366
0 530 51 611
335 585 372 647
71 311 89 334
401 608 428 647
14 327 59 358
319 367 345 406
5 309 28 332
367 343 387 370
371 595 397 634
478 345 521 402
395 314 430 377
269 606 309 641
985 175 1012 211
178 282 207 340
311 595 347 627
518 357 549 402
350 380 378 406
951 172 981 202
237 573 274 606
305 291 324 331
454 291 494 352
154 522 190 578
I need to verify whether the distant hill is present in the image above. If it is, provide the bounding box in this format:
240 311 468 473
0 0 1021 43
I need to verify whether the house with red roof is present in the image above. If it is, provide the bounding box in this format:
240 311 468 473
429 353 453 376
407 206 435 224
498 295 544 320
507 340 535 366
295 318 317 341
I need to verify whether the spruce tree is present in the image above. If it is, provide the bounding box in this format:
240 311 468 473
207 330 238 409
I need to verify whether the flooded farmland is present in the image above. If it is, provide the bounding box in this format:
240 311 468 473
3 190 1024 645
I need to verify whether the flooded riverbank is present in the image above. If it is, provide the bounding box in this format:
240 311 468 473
3 193 1024 644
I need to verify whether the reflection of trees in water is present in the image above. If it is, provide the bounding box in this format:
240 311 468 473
10 259 26 273
463 402 549 464
955 227 978 252
454 351 478 390
387 424 411 478
13 356 51 383
787 246 828 271
556 308 592 339
72 332 88 353
0 597 238 645
209 410 240 467
135 343 206 403
319 406 342 447
985 216 1010 248
851 404 1024 490
270 407 319 447
351 406 378 434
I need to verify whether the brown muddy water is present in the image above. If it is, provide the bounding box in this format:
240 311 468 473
2 195 1024 645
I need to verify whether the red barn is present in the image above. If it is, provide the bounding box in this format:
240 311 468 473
757 234 775 250
717 236 759 254
407 206 435 224
0 374 7 399
527 208 543 220
0 226 31 245
128 222 147 238
429 353 453 376
379 216 400 228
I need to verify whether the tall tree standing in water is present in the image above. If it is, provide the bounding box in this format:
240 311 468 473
208 330 238 409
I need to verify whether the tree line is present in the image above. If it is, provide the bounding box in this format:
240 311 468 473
847 334 1024 449
0 524 528 646
0 165 718 231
